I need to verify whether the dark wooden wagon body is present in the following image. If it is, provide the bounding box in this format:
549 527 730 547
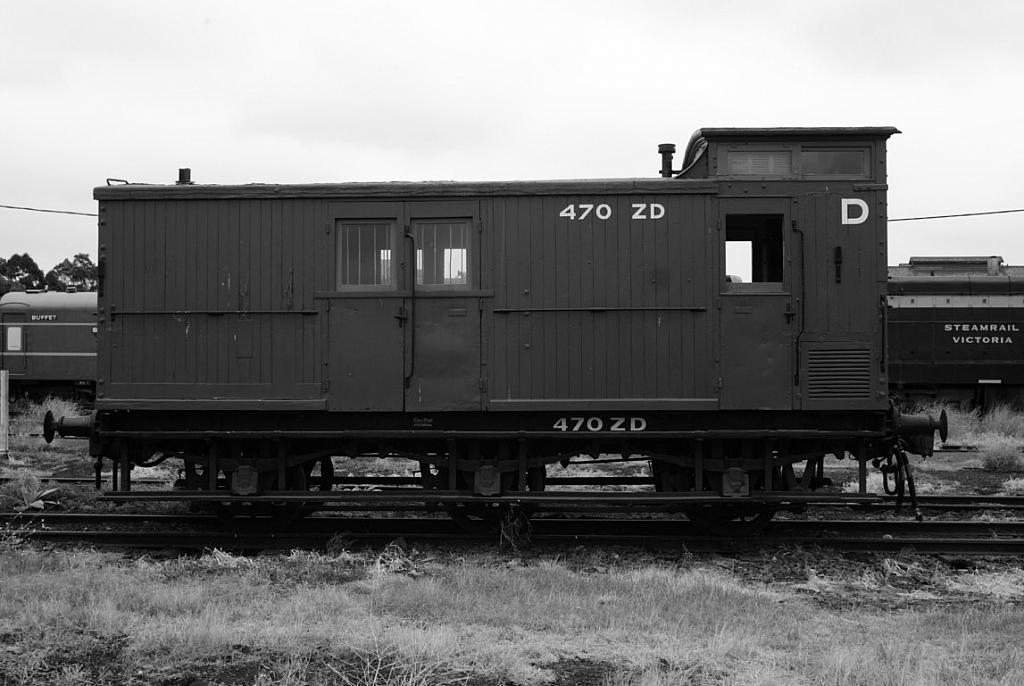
88 127 915 506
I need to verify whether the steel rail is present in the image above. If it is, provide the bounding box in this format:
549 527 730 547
0 512 215 526
9 516 1024 555
2 475 656 487
881 494 1024 509
17 529 1024 555
0 476 169 486
95 489 884 506
92 490 1024 507
8 513 1024 535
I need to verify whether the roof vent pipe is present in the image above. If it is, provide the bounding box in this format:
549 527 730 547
176 168 193 185
658 144 676 178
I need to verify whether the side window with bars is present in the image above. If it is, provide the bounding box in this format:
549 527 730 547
336 221 394 289
412 219 470 288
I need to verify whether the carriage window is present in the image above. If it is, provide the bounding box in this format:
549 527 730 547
726 151 792 176
725 214 784 284
801 148 868 177
336 221 393 288
413 219 470 287
5 326 22 352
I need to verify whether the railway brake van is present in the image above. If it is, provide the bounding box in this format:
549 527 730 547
74 126 943 527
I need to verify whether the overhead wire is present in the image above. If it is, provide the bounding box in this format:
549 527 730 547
0 203 98 217
890 208 1024 222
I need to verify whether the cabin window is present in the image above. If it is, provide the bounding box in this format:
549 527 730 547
5 326 22 352
413 219 470 287
801 148 868 177
726 151 792 176
336 221 394 288
720 145 872 180
725 214 784 284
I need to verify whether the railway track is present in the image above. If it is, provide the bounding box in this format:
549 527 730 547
5 513 1024 555
881 494 1024 509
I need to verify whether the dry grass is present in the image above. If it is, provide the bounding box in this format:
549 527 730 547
2 398 92 482
841 471 885 494
968 404 1024 439
980 439 1024 472
903 402 1024 475
1 543 1023 684
545 456 651 494
838 468 955 495
7 396 88 435
910 401 1024 442
934 403 1024 447
1001 477 1024 495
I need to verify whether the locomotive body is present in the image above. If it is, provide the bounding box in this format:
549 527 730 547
888 257 1024 407
0 290 97 402
72 126 942 521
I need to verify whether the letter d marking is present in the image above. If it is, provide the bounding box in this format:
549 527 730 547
841 198 869 225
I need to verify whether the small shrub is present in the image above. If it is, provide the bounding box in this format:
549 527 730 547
7 396 88 437
327 643 472 686
912 479 955 494
0 472 60 511
41 396 89 418
1001 478 1024 495
373 539 420 578
842 471 885 494
983 453 1023 472
979 436 1023 472
979 404 1024 438
0 520 29 550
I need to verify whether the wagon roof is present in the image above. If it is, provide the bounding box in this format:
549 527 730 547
94 177 718 201
95 127 900 200
693 126 900 140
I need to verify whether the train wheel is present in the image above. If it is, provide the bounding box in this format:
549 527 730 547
303 457 335 491
651 459 775 536
650 460 695 492
215 465 312 524
433 467 546 534
260 465 309 491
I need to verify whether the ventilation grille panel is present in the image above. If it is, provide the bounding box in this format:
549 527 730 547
806 347 872 399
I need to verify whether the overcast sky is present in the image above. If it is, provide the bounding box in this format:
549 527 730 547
2 1 1022 273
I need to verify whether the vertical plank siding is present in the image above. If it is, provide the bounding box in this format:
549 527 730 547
101 198 322 401
488 194 714 402
100 188 718 407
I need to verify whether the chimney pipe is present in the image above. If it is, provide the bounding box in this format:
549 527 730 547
658 144 676 178
988 256 1003 276
176 168 192 185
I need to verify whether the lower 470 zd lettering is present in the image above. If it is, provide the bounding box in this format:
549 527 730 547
552 417 648 432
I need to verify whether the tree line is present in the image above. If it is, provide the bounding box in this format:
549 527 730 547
0 253 98 295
